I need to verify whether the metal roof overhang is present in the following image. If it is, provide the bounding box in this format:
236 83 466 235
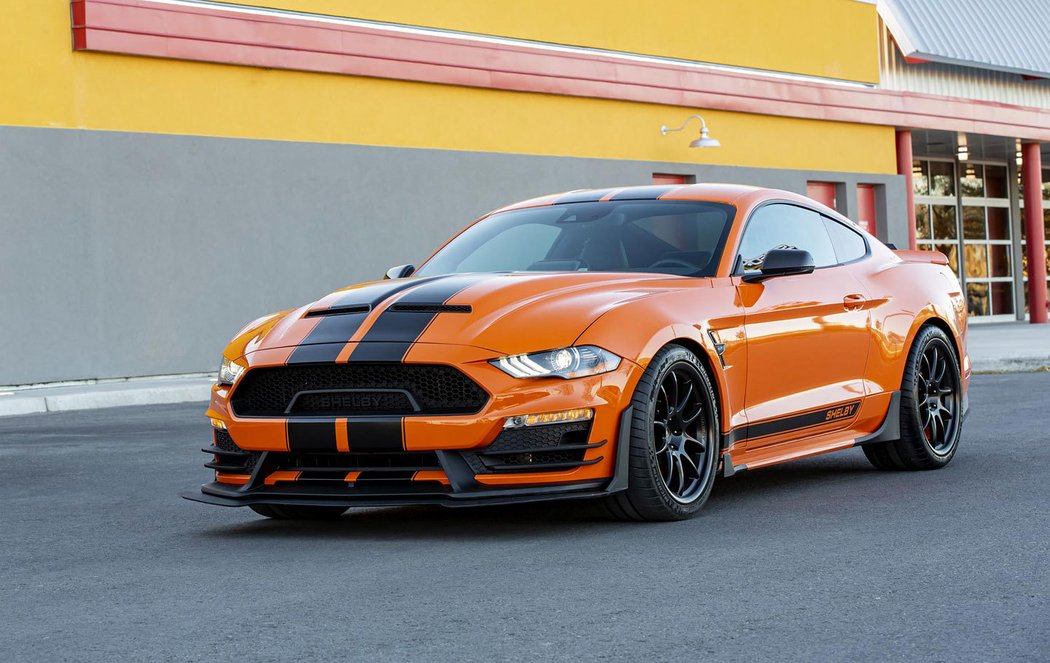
878 0 1050 79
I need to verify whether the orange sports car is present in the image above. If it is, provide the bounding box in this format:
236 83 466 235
183 184 969 521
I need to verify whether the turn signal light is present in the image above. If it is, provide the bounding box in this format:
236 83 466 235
504 408 593 429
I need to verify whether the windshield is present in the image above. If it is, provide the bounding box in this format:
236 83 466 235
416 200 736 277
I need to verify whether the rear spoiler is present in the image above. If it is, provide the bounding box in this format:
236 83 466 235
893 249 950 266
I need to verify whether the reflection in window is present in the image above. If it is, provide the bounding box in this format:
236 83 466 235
964 244 988 279
913 160 929 196
930 161 955 197
966 282 989 316
991 283 1014 315
989 244 1012 277
985 165 1008 198
963 206 986 240
934 243 959 273
915 204 931 240
932 205 957 240
960 163 984 197
987 207 1010 240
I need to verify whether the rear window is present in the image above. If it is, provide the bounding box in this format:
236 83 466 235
822 216 868 264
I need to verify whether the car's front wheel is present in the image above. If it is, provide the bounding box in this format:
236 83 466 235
249 504 348 520
603 344 720 521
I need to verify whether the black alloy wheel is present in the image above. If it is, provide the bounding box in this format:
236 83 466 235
915 338 960 454
603 344 720 520
863 324 963 471
653 364 715 503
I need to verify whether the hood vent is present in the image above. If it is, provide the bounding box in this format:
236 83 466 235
304 304 371 318
388 303 472 313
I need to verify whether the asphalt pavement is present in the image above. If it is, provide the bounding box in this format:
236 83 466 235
1 373 1047 662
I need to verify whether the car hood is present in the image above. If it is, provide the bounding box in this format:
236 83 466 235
245 272 684 357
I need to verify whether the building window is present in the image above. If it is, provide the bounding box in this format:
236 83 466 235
652 173 695 185
856 183 878 235
806 181 838 211
914 158 1019 319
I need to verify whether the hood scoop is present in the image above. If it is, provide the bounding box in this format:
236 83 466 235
388 303 472 314
304 304 371 318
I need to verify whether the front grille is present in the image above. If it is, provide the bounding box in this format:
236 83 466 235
463 421 604 473
230 363 489 417
203 429 260 474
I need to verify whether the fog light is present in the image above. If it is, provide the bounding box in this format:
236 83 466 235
504 408 593 429
209 418 227 430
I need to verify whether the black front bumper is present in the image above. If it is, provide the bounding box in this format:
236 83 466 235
181 407 634 509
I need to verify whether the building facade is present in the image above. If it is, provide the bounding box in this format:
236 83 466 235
0 0 1046 385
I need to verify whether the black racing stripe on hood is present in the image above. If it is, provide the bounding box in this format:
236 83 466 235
554 188 618 204
607 185 679 201
348 273 492 363
286 276 445 365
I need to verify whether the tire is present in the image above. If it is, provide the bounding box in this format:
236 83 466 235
603 344 720 521
249 504 348 520
863 324 963 471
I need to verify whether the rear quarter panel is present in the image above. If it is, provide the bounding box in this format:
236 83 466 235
855 244 969 397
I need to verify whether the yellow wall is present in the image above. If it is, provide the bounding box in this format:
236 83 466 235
0 1 895 174
225 0 881 84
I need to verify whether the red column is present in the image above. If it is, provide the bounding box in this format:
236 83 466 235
1022 142 1048 323
896 130 917 250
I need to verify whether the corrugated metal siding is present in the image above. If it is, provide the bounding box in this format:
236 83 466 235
879 20 1050 110
877 0 1050 78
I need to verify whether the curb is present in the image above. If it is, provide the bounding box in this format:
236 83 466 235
0 378 213 418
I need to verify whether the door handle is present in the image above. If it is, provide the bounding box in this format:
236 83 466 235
843 293 867 311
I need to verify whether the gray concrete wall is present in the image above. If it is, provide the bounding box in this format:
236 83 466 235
0 126 906 385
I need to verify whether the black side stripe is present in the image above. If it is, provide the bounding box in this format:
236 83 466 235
727 400 862 443
286 420 338 452
349 274 490 363
608 185 679 201
286 276 444 364
554 188 618 204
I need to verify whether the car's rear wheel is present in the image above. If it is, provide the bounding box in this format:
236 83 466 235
863 325 962 471
249 504 348 520
603 344 720 521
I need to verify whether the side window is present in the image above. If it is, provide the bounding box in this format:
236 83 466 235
822 216 868 263
737 204 838 270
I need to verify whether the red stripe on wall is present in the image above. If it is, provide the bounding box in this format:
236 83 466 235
69 0 1050 140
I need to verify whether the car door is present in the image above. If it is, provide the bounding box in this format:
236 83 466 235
735 203 871 448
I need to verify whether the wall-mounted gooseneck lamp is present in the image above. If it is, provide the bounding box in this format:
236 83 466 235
660 115 721 148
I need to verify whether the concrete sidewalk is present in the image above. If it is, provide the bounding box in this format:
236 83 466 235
0 322 1046 417
0 374 214 418
967 321 1050 373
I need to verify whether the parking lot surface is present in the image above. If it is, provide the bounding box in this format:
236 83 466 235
1 373 1047 661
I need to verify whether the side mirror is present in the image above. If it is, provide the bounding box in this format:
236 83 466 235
742 249 815 283
385 264 416 280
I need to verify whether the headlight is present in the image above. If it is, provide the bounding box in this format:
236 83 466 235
491 346 621 379
218 356 247 386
